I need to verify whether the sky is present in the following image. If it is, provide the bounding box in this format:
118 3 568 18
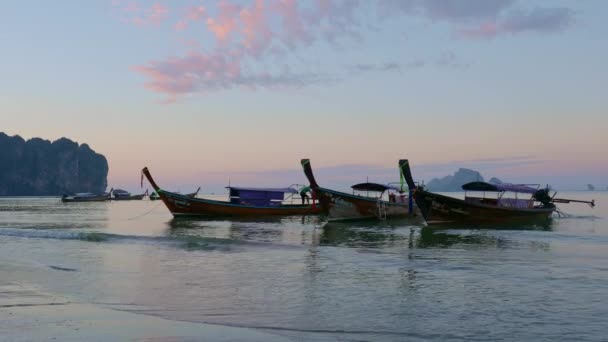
1 0 606 192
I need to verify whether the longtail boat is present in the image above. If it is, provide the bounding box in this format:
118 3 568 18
111 189 146 201
300 159 418 221
398 159 595 224
142 167 322 217
61 192 110 203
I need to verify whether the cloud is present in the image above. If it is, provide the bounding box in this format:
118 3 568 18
123 0 578 101
379 0 515 22
459 7 575 39
206 0 242 42
114 1 169 26
502 7 575 34
379 1 575 39
352 62 401 73
132 52 332 102
350 53 468 75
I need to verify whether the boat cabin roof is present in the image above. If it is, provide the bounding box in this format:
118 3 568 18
226 186 297 207
351 182 405 193
226 186 298 194
113 189 130 195
462 181 538 194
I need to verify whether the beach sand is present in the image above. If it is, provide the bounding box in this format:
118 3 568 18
0 282 290 342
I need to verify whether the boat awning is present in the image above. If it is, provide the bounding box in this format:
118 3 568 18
227 186 297 206
351 183 405 193
462 181 537 194
113 189 130 195
226 186 298 194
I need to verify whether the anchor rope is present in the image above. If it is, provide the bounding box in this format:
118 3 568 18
120 201 164 221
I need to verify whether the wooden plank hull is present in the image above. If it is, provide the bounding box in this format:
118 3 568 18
159 191 322 217
413 189 554 224
113 194 146 201
142 166 321 217
316 187 416 221
61 195 109 203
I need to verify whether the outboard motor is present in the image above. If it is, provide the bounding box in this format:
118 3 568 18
533 188 552 207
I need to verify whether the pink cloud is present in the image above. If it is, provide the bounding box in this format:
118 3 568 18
124 1 578 101
148 3 169 25
186 5 206 21
132 52 330 102
173 5 206 31
174 20 187 31
239 0 273 56
206 0 241 42
272 0 312 46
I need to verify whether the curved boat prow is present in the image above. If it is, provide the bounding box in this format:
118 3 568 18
300 159 320 189
142 167 161 192
398 159 416 190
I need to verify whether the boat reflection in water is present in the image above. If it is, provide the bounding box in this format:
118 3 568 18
320 219 552 251
166 215 323 247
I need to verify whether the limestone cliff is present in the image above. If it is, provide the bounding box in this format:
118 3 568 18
0 133 108 196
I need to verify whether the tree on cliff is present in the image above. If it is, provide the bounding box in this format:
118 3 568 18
0 133 108 196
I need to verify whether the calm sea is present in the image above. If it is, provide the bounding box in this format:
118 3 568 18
0 192 606 341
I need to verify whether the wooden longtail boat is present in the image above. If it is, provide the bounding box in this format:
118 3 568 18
398 159 595 224
61 192 110 203
142 167 322 217
300 159 418 221
111 189 146 201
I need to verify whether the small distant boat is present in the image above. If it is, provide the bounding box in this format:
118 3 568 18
400 160 595 224
300 159 418 221
61 192 109 203
111 189 146 201
141 167 322 217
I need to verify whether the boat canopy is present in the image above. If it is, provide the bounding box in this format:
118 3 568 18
351 182 405 193
226 186 298 193
462 181 538 194
227 186 297 206
113 189 130 195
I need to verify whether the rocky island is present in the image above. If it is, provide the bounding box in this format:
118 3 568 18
0 133 108 196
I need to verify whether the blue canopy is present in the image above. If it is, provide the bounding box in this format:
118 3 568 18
227 186 297 206
462 181 538 194
226 186 297 193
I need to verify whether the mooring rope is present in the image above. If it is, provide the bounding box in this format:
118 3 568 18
122 201 164 221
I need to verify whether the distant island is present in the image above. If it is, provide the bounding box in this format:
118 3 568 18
426 168 503 192
0 133 108 196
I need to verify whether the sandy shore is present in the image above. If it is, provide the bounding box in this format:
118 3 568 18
0 282 291 342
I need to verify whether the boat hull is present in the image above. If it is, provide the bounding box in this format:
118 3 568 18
113 194 146 201
316 187 417 221
413 189 554 224
61 195 109 203
158 191 321 217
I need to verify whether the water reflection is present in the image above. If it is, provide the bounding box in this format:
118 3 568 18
166 216 323 246
427 219 553 230
165 214 555 253
319 223 411 248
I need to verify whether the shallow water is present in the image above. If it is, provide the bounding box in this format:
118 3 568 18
0 193 607 341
